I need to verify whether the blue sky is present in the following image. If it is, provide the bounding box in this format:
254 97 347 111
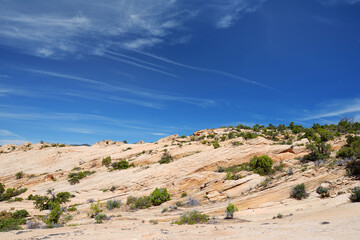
1 0 360 145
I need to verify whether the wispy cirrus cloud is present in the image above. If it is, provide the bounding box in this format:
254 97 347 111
0 0 267 58
16 68 217 108
301 98 360 121
131 50 274 90
318 0 360 5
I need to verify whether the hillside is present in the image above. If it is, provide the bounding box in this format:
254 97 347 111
1 124 360 239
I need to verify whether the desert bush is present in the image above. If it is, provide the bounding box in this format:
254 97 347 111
45 203 62 227
15 171 24 179
181 192 187 198
95 213 108 223
232 141 243 146
68 171 95 184
89 200 103 218
225 172 243 180
316 186 330 198
337 135 360 159
112 160 134 170
291 183 308 200
346 159 360 176
213 141 220 149
134 196 152 209
242 132 258 140
250 155 274 175
175 201 183 207
158 152 172 164
106 199 121 210
102 156 112 166
32 191 71 210
150 188 171 206
67 206 77 212
349 187 360 202
126 196 137 205
225 203 238 219
0 183 27 202
186 197 200 206
0 212 26 232
12 210 29 219
174 210 209 225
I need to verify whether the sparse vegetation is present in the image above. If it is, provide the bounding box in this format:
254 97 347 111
213 141 220 149
0 183 27 202
158 152 172 164
89 200 103 218
102 156 112 166
15 171 24 179
181 192 188 198
225 203 238 219
150 188 171 206
249 155 274 176
316 186 330 198
68 171 95 184
174 210 209 225
106 199 121 210
126 188 171 210
349 187 360 202
95 213 108 223
346 159 360 177
291 183 308 200
0 210 28 232
112 160 134 170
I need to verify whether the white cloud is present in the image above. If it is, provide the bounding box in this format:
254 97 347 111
22 69 216 107
0 129 20 137
0 0 267 57
302 98 360 120
319 0 360 5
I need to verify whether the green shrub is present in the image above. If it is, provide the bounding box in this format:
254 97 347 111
174 210 209 225
126 196 137 205
106 200 121 210
0 214 26 232
102 156 112 166
213 141 220 149
45 202 62 227
225 172 243 180
95 213 108 223
349 187 360 202
12 210 29 219
181 192 187 198
32 191 71 211
67 206 77 212
15 171 24 179
346 159 360 176
112 160 134 170
0 183 4 195
316 186 330 198
291 183 308 200
68 171 95 184
89 200 103 218
0 184 27 202
337 135 360 159
225 203 238 219
250 155 274 175
134 196 152 209
242 132 258 140
232 141 243 146
158 152 172 164
150 188 171 206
